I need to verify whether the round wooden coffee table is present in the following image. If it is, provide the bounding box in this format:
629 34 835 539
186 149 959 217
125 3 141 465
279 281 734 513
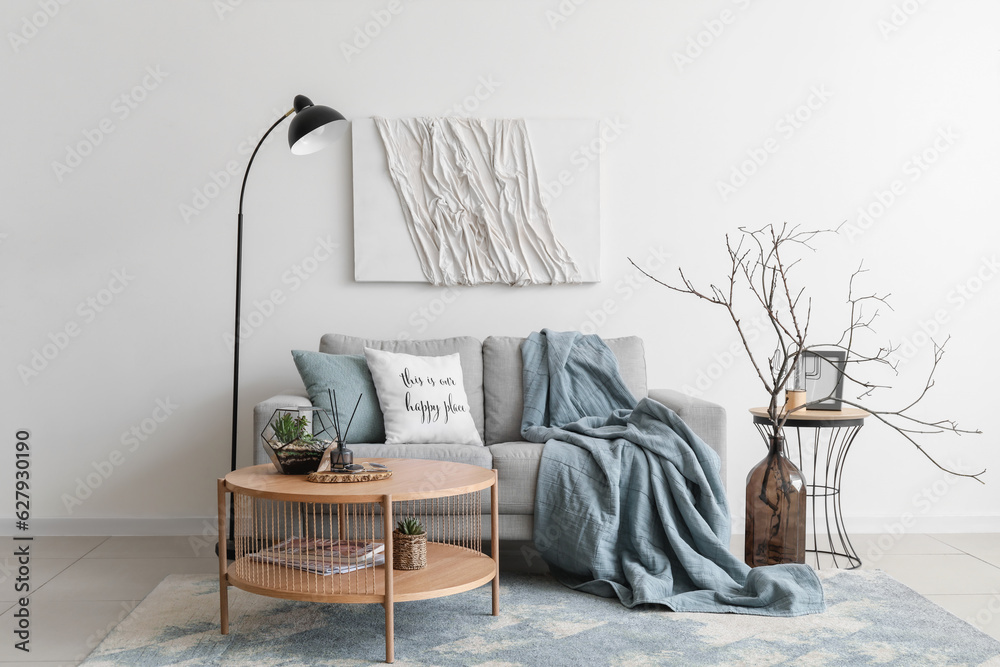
217 458 499 663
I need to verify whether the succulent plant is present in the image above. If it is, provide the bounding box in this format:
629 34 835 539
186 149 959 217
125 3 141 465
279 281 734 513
396 517 425 536
271 413 314 445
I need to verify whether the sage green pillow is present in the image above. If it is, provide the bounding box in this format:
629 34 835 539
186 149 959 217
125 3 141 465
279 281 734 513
291 350 385 444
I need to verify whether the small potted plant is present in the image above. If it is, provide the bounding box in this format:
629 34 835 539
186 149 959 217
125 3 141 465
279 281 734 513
260 408 331 475
393 517 427 570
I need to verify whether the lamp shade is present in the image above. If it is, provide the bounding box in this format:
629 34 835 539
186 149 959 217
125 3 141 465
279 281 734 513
288 94 348 155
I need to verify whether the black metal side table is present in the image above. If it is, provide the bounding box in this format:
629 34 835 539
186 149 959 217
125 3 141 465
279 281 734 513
750 407 870 569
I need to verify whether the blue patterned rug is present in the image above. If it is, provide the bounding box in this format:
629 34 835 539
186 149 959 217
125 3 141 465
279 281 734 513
81 569 1000 666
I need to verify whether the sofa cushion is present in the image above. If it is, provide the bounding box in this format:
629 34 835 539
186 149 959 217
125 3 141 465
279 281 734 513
487 441 545 515
482 335 648 445
319 334 485 443
363 348 482 445
291 351 385 444
348 443 493 469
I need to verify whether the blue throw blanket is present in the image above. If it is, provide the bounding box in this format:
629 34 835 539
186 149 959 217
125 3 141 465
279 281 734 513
523 330 825 616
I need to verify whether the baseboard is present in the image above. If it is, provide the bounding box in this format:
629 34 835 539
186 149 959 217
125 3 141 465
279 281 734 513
20 517 220 536
733 514 1000 535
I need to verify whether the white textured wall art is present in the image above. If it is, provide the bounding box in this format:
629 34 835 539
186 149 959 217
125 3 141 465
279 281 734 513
353 118 601 284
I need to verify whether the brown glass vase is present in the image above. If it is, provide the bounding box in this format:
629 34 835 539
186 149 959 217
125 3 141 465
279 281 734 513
745 434 807 567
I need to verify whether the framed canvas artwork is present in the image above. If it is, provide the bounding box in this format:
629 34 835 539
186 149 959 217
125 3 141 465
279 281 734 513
352 117 601 286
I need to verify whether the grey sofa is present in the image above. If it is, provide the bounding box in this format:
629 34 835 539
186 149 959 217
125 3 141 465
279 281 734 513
253 333 728 542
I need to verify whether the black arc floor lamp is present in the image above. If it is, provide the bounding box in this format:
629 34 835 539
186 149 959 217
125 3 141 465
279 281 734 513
222 95 348 560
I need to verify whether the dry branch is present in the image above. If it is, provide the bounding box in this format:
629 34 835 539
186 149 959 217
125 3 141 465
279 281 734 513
628 223 984 484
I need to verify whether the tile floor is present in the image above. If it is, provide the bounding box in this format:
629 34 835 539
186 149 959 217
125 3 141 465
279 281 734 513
0 533 996 665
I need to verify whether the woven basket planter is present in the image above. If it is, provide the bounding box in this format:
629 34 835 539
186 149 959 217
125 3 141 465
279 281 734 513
392 530 427 570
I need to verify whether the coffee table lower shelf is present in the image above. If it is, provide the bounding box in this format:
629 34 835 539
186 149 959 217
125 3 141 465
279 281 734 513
226 542 496 603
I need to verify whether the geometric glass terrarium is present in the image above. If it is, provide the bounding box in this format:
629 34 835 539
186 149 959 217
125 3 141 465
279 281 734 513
259 406 336 475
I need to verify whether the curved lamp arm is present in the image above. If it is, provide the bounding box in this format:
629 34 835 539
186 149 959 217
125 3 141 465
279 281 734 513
231 108 294 474
229 95 347 475
238 109 294 221
223 95 347 559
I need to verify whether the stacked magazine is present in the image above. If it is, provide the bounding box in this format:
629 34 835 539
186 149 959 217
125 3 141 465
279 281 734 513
249 537 385 576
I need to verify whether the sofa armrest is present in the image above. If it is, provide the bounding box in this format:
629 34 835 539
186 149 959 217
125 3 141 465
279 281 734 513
648 388 727 483
252 394 312 466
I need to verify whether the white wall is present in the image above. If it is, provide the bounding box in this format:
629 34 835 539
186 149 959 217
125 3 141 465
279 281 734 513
2 0 997 536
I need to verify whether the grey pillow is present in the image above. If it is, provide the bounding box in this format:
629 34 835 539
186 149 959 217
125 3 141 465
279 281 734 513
291 350 385 444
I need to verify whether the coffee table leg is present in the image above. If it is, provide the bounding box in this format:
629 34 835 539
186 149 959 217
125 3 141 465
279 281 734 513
382 494 394 663
491 470 500 616
217 478 229 635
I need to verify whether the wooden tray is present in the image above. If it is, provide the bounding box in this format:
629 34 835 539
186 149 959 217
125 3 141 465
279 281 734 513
307 469 393 484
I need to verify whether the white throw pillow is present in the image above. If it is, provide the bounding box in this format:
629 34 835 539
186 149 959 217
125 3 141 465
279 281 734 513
363 348 483 445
